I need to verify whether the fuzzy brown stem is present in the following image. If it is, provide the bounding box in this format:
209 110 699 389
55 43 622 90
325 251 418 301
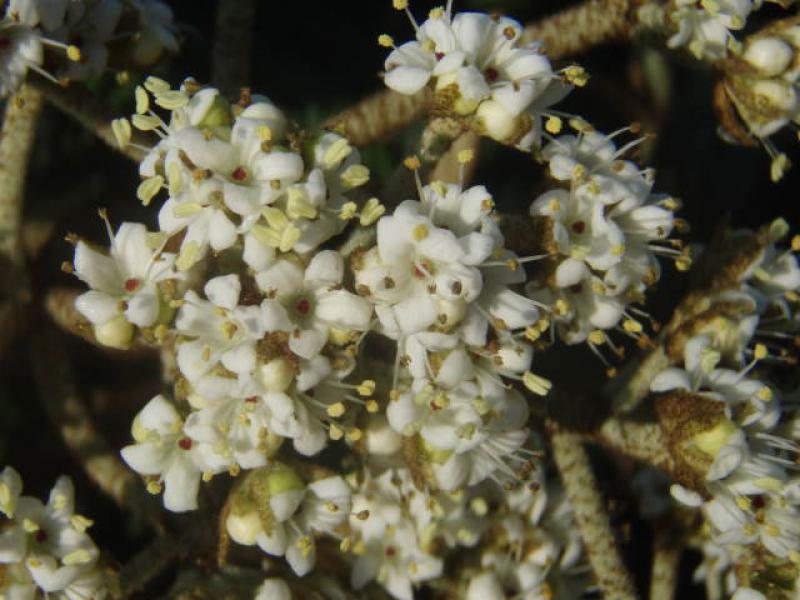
548 422 639 600
212 0 257 98
522 0 645 59
650 531 681 600
595 417 675 472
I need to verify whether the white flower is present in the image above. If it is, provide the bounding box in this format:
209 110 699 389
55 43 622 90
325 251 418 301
254 577 291 600
130 0 179 65
120 395 226 512
667 0 753 60
0 20 43 97
73 221 180 346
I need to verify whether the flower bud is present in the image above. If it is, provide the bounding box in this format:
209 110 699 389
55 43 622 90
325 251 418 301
94 315 134 349
259 358 295 392
476 99 517 144
225 511 264 546
744 37 794 77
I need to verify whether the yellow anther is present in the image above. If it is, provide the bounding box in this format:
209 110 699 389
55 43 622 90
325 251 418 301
135 85 149 114
554 299 570 316
347 427 363 442
176 241 200 271
548 198 561 212
754 343 768 360
70 515 93 533
378 34 394 48
63 549 92 565
329 423 344 440
341 164 370 189
146 480 162 495
403 155 421 170
393 0 409 9
154 90 189 110
357 380 376 396
523 371 552 396
545 115 563 134
791 235 800 252
757 386 773 401
366 399 379 413
257 125 272 141
326 402 346 418
360 197 385 226
412 223 429 241
136 175 164 206
322 137 352 168
66 45 81 62
588 330 606 345
771 153 790 182
279 223 301 252
563 65 588 87
339 201 358 220
429 7 444 18
144 76 170 94
611 244 626 256
22 519 39 533
132 114 160 131
111 117 132 148
457 148 474 164
623 319 642 334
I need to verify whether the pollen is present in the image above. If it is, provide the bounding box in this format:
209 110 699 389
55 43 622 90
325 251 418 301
412 224 429 241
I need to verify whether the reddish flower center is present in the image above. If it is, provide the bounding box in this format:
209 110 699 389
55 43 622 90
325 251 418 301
571 220 586 234
35 529 47 543
295 298 310 315
484 67 499 82
0 37 10 50
231 166 247 181
124 278 141 292
435 52 444 61
178 438 193 450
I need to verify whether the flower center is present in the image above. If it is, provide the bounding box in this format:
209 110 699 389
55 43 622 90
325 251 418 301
0 37 10 50
124 278 142 293
484 67 499 82
35 529 47 543
231 166 247 181
178 437 193 450
294 298 311 316
435 52 444 61
571 220 586 234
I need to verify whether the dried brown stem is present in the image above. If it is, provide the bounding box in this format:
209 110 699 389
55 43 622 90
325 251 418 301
548 421 639 600
522 0 645 59
212 0 257 98
29 79 146 163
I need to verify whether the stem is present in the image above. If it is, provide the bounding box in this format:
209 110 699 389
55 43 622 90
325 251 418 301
595 417 675 472
430 131 480 185
212 0 257 98
548 421 639 600
522 0 646 59
29 79 146 163
650 531 681 600
322 88 431 146
117 533 183 600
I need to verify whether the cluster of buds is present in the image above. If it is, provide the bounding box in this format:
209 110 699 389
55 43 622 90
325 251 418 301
0 0 177 97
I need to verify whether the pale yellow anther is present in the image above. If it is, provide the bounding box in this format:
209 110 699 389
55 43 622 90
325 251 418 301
135 86 149 114
457 148 474 164
429 7 444 19
202 471 214 482
262 206 289 230
764 523 781 537
115 71 130 85
548 198 561 212
167 162 183 196
257 125 273 141
554 299 570 316
588 330 606 345
341 164 370 189
66 45 81 62
136 175 164 206
144 76 170 94
154 90 189 110
412 223 429 241
378 34 394 48
339 201 358 221
403 155 421 170
357 380 376 396
346 427 363 442
286 188 318 220
771 153 790 183
545 115 563 134
279 223 301 252
432 392 450 409
699 348 720 374
789 550 800 564
176 241 200 271
393 0 409 9
611 244 626 256
172 201 204 218
352 539 365 555
111 118 132 148
389 388 400 402
329 423 344 440
792 235 800 252
323 138 352 169
22 519 39 533
366 399 379 413
63 549 92 566
326 402 346 418
754 343 768 360
623 319 642 334
132 114 160 131
571 164 586 180
675 255 692 271
70 515 93 533
523 371 553 396
470 497 488 516
563 65 588 87
359 197 385 226
757 386 773 401
735 496 751 511
755 477 783 492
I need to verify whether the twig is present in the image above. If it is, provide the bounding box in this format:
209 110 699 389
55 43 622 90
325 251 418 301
0 84 43 357
211 0 257 98
29 326 162 528
594 417 674 472
522 0 646 59
322 88 431 146
117 533 184 600
650 529 681 600
29 79 146 163
430 131 480 185
548 421 639 600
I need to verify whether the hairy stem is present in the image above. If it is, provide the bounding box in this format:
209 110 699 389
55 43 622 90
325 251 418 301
595 416 674 472
650 531 681 600
548 422 639 600
212 0 257 98
522 0 646 59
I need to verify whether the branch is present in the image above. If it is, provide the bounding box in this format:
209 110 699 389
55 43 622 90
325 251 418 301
548 421 639 600
522 0 646 59
29 326 162 528
650 530 681 600
322 88 431 146
212 0 257 98
430 131 480 185
594 417 674 472
29 79 146 163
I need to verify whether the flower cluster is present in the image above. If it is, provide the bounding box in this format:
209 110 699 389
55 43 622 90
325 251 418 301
0 467 107 599
664 0 755 60
650 230 800 596
381 1 580 150
526 125 682 353
0 0 177 97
